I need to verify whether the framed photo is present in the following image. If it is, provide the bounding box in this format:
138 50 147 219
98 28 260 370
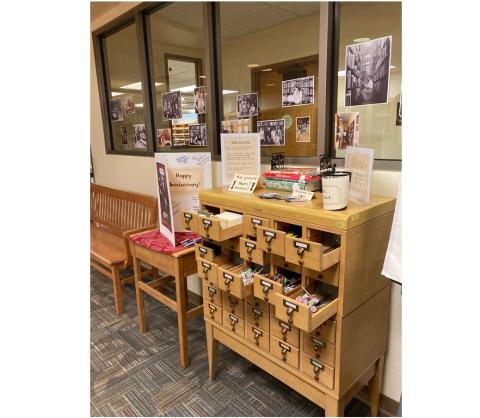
188 123 207 146
109 98 123 122
257 119 285 147
156 128 172 147
344 36 392 106
237 93 258 117
194 86 206 114
335 113 359 150
295 116 310 142
221 119 252 133
162 91 182 120
133 124 147 149
282 76 314 107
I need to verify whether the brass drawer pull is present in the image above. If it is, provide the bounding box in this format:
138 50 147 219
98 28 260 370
208 286 216 300
253 328 262 346
223 273 233 293
312 337 326 352
229 314 238 331
228 297 238 310
283 300 298 325
279 342 291 362
202 219 211 237
310 358 324 381
208 304 216 319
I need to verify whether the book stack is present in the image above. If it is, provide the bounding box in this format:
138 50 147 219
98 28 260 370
263 167 321 192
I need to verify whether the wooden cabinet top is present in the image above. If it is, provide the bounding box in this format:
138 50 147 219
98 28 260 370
199 187 396 230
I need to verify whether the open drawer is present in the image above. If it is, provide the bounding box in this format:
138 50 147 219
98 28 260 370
198 214 243 241
244 215 270 239
239 238 264 265
285 236 340 272
194 242 222 261
274 285 338 332
256 226 286 256
253 273 300 305
180 210 198 232
217 264 253 299
196 255 234 287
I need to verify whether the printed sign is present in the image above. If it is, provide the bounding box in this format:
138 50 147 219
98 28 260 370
228 173 259 193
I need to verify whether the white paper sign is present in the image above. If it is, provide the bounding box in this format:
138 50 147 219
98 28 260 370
221 133 261 186
228 173 259 193
344 146 374 204
155 152 212 237
292 185 314 201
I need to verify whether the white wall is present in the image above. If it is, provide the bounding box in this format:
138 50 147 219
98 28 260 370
91 3 401 403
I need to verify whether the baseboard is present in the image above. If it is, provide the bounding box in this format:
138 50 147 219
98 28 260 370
356 386 400 417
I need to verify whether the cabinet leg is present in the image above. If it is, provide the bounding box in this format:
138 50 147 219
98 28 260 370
133 256 146 333
112 264 123 315
205 322 218 381
368 355 385 417
324 395 344 417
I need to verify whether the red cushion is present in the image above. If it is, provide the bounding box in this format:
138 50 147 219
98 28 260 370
130 229 201 254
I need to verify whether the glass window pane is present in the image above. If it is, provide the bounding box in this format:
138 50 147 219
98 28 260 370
104 22 148 151
219 2 320 157
335 2 402 160
149 3 206 149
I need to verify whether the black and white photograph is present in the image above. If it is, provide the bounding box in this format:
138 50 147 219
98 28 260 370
188 123 207 146
258 119 285 147
162 91 182 120
296 116 310 143
110 98 123 122
133 123 147 149
120 126 128 145
122 95 135 115
237 93 258 117
194 86 206 115
156 162 173 233
282 76 314 107
345 36 392 106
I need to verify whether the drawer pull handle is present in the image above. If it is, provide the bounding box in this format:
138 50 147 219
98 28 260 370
281 347 288 361
262 286 270 301
203 265 210 274
203 222 211 238
286 306 295 323
253 329 262 345
209 305 216 319
229 317 238 331
208 288 216 298
313 365 321 380
265 234 273 244
253 311 261 320
312 337 326 352
229 298 238 308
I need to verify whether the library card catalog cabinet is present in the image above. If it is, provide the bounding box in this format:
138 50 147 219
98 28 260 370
188 187 395 417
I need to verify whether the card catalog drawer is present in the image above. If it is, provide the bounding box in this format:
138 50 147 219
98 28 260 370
302 332 335 367
244 215 270 239
217 264 253 299
195 243 217 261
196 255 232 286
270 311 300 348
274 287 338 333
271 336 299 369
253 274 299 305
246 325 270 352
204 302 222 325
285 236 340 272
311 319 337 345
246 295 270 313
239 237 264 265
198 214 243 242
222 292 245 318
300 352 335 389
245 304 270 333
256 227 286 256
181 210 198 232
223 311 245 337
202 280 222 307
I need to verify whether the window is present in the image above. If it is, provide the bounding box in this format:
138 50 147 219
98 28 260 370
333 2 402 161
218 2 322 159
102 21 151 153
147 3 208 150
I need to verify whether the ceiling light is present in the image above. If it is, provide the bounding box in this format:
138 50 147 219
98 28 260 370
266 83 276 87
262 68 273 72
171 84 196 93
246 64 259 68
111 92 123 97
199 75 207 79
135 103 143 108
120 81 163 90
222 90 238 95
353 37 370 43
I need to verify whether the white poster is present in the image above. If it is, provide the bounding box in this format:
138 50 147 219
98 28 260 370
154 152 212 235
220 133 261 186
344 146 374 205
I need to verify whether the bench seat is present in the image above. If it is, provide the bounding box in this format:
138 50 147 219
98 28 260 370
91 224 127 266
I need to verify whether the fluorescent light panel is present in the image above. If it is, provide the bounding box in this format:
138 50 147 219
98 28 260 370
120 81 163 90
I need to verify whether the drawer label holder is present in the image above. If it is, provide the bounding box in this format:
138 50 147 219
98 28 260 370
199 246 208 256
252 218 262 226
310 358 324 380
283 300 299 323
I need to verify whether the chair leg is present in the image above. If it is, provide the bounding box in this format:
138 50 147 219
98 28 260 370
112 264 123 315
132 256 146 332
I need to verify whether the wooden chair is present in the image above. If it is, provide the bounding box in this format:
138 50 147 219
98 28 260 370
90 184 158 314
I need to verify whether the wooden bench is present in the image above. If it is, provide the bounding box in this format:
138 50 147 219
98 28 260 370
90 184 158 314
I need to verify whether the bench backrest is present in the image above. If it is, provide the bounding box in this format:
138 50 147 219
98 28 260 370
91 183 158 237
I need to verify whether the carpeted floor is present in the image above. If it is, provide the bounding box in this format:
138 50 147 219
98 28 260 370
90 269 384 416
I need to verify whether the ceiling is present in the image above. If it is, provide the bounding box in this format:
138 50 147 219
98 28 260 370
90 2 124 22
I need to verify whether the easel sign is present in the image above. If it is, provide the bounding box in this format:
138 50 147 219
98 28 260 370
228 173 259 193
155 162 175 246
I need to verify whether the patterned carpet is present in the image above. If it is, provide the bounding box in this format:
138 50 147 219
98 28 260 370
90 269 382 417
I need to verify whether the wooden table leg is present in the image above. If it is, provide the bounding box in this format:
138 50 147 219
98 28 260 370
132 254 146 333
368 355 385 417
112 264 123 315
175 257 189 368
205 322 218 381
324 395 344 417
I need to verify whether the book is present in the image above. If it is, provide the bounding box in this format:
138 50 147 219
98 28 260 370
263 167 320 182
264 178 320 192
